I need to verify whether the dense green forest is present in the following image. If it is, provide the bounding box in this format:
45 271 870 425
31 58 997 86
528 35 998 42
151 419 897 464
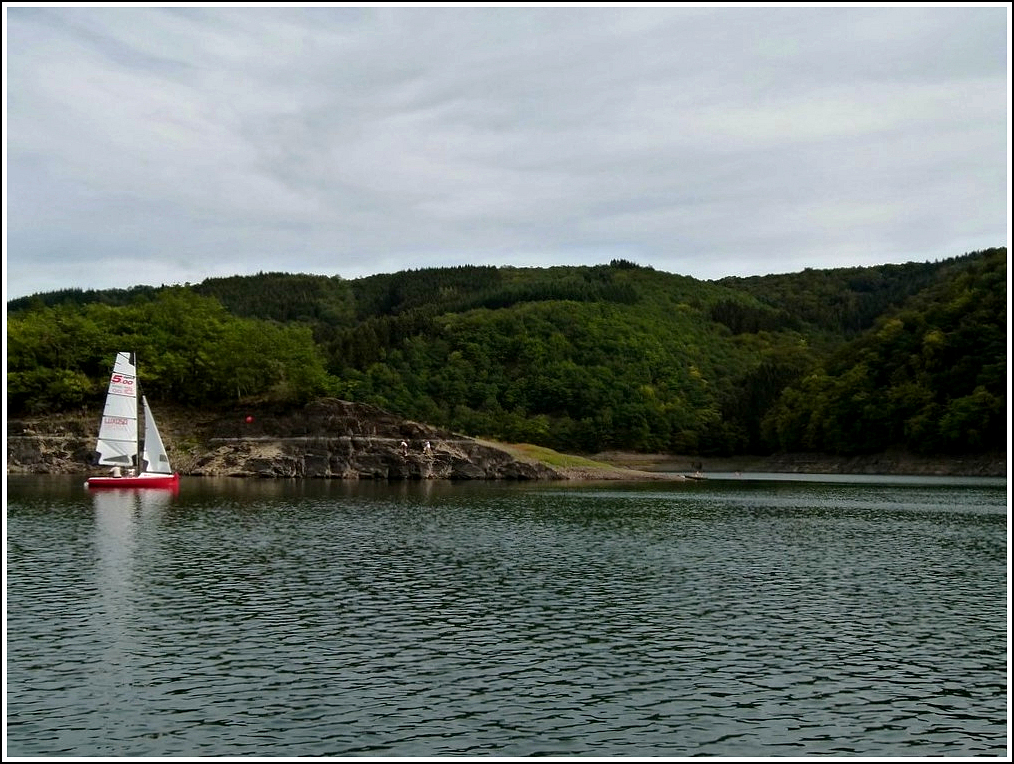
6 247 1007 457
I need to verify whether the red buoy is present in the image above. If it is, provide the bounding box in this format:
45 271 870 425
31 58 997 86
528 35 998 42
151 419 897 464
245 415 254 424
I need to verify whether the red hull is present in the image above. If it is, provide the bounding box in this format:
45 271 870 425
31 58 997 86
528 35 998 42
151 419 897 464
86 473 180 489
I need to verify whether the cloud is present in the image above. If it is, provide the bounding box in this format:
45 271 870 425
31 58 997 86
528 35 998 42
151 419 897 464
4 5 1008 299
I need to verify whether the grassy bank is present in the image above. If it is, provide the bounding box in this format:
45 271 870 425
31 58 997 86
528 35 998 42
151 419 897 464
484 441 687 480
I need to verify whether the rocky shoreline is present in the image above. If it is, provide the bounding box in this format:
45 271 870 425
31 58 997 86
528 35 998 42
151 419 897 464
6 398 673 482
6 398 1005 480
592 449 1007 478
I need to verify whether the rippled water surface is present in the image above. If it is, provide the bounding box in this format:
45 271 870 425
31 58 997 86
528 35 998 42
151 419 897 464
6 474 1008 757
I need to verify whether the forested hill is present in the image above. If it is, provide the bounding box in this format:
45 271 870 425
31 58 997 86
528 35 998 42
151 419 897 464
6 248 1006 458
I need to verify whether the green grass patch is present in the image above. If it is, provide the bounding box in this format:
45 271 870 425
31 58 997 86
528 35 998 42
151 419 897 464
487 441 616 470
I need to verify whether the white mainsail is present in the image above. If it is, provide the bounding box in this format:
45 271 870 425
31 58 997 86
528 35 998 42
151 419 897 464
141 395 173 475
95 352 138 468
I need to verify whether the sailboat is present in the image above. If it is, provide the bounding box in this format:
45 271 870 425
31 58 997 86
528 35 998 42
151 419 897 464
86 352 180 489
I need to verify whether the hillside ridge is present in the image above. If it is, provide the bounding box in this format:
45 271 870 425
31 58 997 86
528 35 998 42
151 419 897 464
7 248 1006 461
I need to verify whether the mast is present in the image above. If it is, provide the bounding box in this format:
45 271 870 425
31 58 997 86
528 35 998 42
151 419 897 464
135 353 141 471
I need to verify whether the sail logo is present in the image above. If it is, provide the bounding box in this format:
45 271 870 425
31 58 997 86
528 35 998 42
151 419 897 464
103 416 131 426
109 373 135 396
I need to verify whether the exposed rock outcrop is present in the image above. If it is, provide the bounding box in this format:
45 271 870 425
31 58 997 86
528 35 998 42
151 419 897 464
189 435 559 480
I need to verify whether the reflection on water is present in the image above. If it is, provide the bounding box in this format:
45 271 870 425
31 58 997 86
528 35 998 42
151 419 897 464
5 475 1007 757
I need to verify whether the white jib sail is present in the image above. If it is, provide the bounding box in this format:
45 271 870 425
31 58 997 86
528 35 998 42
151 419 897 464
95 352 138 467
141 396 173 475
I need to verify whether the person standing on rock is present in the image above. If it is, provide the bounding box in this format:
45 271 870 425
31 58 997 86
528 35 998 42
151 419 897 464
423 441 432 455
400 440 409 457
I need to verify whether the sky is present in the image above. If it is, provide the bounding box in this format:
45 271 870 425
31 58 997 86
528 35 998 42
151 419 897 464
3 3 1010 300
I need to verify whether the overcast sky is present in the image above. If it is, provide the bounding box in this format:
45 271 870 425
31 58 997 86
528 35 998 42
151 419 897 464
4 4 1010 300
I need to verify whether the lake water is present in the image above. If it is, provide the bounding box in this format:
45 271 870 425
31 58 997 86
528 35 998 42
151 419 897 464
5 473 1008 758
